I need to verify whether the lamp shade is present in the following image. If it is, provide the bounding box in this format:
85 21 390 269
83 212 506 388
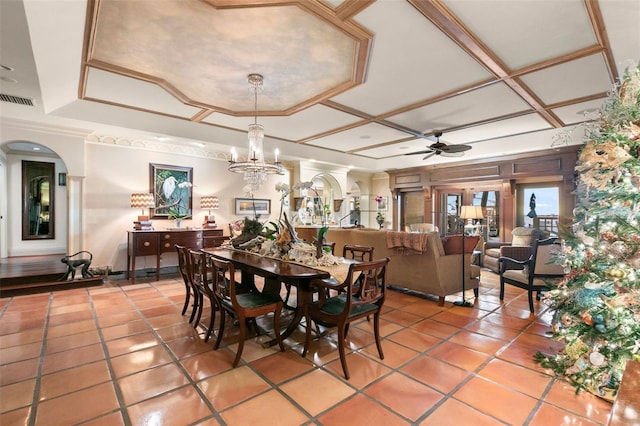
459 205 484 220
131 193 155 209
200 196 220 210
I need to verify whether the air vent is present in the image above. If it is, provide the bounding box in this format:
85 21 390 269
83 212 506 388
0 93 35 106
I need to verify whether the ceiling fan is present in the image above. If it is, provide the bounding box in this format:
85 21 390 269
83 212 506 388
405 131 472 160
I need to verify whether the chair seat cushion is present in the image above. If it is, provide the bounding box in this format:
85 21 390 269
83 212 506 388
316 294 378 317
220 292 280 310
502 270 562 287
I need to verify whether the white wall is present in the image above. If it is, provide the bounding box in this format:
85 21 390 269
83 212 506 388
83 142 289 272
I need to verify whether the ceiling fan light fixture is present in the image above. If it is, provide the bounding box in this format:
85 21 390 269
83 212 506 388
405 131 472 160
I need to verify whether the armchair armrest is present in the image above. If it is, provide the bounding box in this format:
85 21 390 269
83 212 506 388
484 241 509 251
498 254 532 274
499 245 531 261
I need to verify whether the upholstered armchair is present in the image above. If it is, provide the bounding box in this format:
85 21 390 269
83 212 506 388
499 237 565 313
483 227 546 273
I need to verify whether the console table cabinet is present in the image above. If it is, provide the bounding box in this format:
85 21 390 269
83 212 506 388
127 229 224 283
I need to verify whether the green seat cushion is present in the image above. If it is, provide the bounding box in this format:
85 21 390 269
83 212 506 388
219 292 280 310
317 294 378 317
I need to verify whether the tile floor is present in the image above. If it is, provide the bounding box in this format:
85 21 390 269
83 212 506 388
0 271 613 425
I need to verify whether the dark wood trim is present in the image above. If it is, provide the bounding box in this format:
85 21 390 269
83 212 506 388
387 146 579 235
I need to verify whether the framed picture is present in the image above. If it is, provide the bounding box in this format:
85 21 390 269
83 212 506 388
377 196 388 211
150 163 193 219
235 198 270 216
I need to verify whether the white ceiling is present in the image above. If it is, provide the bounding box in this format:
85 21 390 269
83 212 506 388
1 0 639 172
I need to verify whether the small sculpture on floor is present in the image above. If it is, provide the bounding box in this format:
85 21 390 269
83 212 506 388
60 251 94 280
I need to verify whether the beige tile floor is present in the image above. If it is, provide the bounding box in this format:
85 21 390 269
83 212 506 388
0 271 612 425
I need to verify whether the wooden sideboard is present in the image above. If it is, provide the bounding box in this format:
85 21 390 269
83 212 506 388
127 228 225 283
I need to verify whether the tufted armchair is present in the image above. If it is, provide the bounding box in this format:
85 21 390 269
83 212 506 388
483 227 547 273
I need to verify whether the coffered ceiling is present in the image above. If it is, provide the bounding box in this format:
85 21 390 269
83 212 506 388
1 0 638 171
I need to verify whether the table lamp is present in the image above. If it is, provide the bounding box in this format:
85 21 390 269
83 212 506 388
455 205 484 307
131 193 155 230
201 196 219 228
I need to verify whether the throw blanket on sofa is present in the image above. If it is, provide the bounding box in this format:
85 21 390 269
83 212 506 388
386 231 429 255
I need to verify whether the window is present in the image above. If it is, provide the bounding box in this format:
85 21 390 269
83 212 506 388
517 184 560 235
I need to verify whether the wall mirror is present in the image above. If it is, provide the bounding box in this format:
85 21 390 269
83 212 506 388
22 160 55 240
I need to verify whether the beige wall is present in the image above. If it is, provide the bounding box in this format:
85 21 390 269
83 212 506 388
83 142 290 272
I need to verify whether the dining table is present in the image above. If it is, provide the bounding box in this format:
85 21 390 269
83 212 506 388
204 247 354 347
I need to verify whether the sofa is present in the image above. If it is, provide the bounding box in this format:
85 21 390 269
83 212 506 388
325 228 480 306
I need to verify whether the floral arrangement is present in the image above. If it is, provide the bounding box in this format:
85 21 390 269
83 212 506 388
375 195 383 203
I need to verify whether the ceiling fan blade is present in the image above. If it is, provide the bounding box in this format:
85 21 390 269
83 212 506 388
439 144 472 153
440 151 466 157
422 152 437 160
405 149 434 156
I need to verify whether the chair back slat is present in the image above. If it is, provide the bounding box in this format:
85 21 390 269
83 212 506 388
188 250 213 298
343 244 374 262
348 259 387 307
175 244 189 282
209 256 237 306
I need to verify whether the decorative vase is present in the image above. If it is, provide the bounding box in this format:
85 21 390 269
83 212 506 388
175 219 182 228
377 219 384 229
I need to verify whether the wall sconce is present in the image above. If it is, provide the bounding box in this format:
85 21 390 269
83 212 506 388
201 196 219 228
130 193 155 230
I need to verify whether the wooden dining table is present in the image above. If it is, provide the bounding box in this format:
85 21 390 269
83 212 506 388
204 247 352 346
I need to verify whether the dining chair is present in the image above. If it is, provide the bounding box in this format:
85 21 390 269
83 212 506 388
302 257 390 379
187 249 218 339
176 244 199 324
322 241 336 254
343 244 374 261
282 241 337 309
339 244 375 300
499 237 565 313
209 255 285 367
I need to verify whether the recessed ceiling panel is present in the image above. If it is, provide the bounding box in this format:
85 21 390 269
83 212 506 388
552 98 607 126
599 1 640 70
355 138 427 159
387 82 532 133
520 54 613 105
306 122 411 152
442 113 552 145
329 0 493 116
203 104 363 141
85 68 202 117
91 0 358 112
444 0 596 70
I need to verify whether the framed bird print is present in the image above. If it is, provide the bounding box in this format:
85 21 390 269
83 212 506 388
149 163 193 219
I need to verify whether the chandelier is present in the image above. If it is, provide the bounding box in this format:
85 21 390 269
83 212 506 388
228 73 283 191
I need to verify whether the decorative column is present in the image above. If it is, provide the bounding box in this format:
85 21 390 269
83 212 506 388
66 175 84 255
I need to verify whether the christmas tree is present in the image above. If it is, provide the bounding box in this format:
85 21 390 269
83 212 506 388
536 64 640 401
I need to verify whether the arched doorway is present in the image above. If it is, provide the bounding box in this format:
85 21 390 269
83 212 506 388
0 141 68 258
